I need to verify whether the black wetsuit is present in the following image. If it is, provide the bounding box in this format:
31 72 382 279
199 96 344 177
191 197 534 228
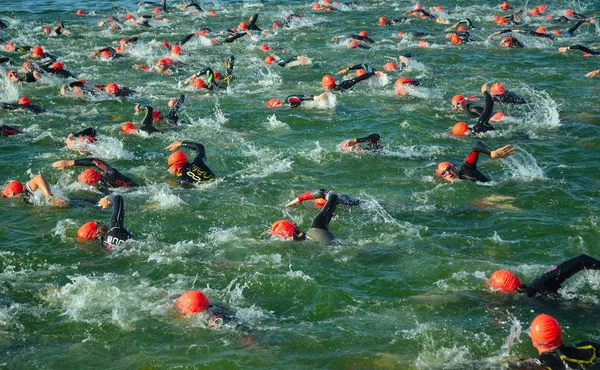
219 32 248 44
456 18 474 29
102 194 134 249
273 56 302 67
165 95 185 124
284 95 315 108
0 102 44 114
197 58 234 90
40 65 77 78
0 19 7 28
71 127 97 140
73 158 138 189
247 13 261 31
280 14 303 28
537 342 600 369
185 2 203 11
298 189 362 207
334 72 376 92
411 9 436 20
470 92 495 134
493 90 526 104
138 106 160 134
565 45 600 55
518 254 600 298
0 57 15 65
95 47 123 59
565 20 590 37
176 141 216 185
338 34 375 44
64 81 104 96
381 18 409 25
458 141 495 183
0 124 21 136
305 192 339 244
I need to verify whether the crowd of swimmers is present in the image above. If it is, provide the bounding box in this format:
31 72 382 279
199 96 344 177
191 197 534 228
1 1 600 367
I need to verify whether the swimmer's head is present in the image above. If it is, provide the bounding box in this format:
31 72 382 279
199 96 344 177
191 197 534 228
259 43 269 51
490 112 506 121
78 221 107 241
176 290 210 314
496 17 507 25
239 21 248 31
121 122 137 134
7 70 20 82
78 168 102 186
451 122 469 137
536 27 546 34
379 16 387 25
565 9 574 17
104 83 120 95
451 95 466 109
354 69 367 77
168 151 188 174
171 44 181 56
192 78 206 89
313 3 321 10
264 55 275 65
76 9 85 16
272 21 281 28
2 181 24 198
537 5 546 13
529 7 540 16
395 77 418 86
5 42 15 51
124 13 133 20
457 25 467 31
100 50 112 59
358 30 368 37
500 1 509 10
18 96 31 105
450 34 461 45
43 27 51 35
348 40 359 48
22 61 34 72
417 39 429 47
314 198 327 208
500 37 513 48
50 61 64 70
383 62 397 71
488 269 522 292
271 220 300 239
436 162 458 182
266 98 282 108
490 82 506 96
32 46 43 57
321 74 336 89
530 314 562 351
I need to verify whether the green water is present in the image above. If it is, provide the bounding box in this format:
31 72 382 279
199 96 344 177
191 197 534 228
1 0 600 368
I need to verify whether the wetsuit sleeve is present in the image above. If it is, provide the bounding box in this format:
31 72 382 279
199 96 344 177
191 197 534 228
108 194 125 229
177 33 195 46
459 141 493 182
221 32 247 44
335 72 375 91
471 92 495 133
524 31 555 39
568 45 600 55
0 124 21 136
23 104 44 114
72 127 96 138
166 95 184 124
181 141 207 164
141 106 153 126
310 192 339 230
285 95 315 107
0 103 20 111
338 194 362 206
73 158 107 172
524 254 600 297
567 20 588 34
276 56 298 67
185 3 203 11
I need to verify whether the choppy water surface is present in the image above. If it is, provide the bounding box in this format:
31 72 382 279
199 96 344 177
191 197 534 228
1 0 600 368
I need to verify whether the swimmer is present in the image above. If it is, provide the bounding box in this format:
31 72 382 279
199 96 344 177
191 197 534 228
7 69 41 83
266 92 333 108
138 95 184 125
90 47 123 59
138 0 167 12
331 33 375 45
43 22 66 36
321 67 383 92
404 7 436 21
20 45 57 63
184 55 235 90
98 17 126 30
264 55 311 67
483 82 526 104
446 31 472 44
336 63 379 75
558 45 600 56
39 61 77 78
0 124 21 136
525 314 600 369
451 91 497 136
131 105 160 134
239 13 261 31
3 42 31 53
0 96 45 114
585 68 600 78
65 127 97 155
451 95 484 117
213 31 250 45
488 29 555 44
271 191 339 244
2 174 68 207
436 140 516 183
285 188 362 208
78 194 133 249
563 18 594 37
166 141 215 184
378 16 409 26
52 158 138 190
60 80 103 97
450 18 474 30
488 254 600 298
274 13 304 28
133 57 178 74
393 77 420 96
339 133 382 152
98 82 135 97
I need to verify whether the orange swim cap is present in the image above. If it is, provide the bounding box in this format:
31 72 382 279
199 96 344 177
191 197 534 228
530 314 562 350
537 5 546 13
266 98 282 108
457 25 467 31
355 69 367 77
397 32 405 37
488 269 522 291
450 34 461 45
2 181 24 198
383 62 397 71
264 55 275 64
321 74 336 89
314 198 327 208
348 40 359 48
412 3 423 10
395 77 417 86
536 27 546 34
358 30 368 37
100 50 112 58
496 17 507 25
124 13 133 20
490 112 506 121
259 43 269 51
161 40 170 48
213 71 221 80
451 94 465 106
176 290 209 314
271 220 298 238
208 10 216 16
192 78 206 89
379 16 387 25
158 57 173 66
529 7 540 16
18 96 31 105
565 9 574 17
121 122 137 134
168 151 188 169
272 21 281 28
552 29 561 35
154 7 161 13
5 43 15 51
417 39 428 47
22 60 33 69
490 82 506 96
78 169 102 185
105 83 119 94
501 2 509 10
50 61 64 70
436 162 453 177
32 46 43 57
239 21 248 31
78 221 99 240
76 9 85 15
171 44 181 55
313 3 320 9
452 122 469 136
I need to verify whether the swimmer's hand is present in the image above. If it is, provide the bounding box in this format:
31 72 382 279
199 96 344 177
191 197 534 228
49 196 69 207
557 47 569 53
51 160 75 170
491 145 515 159
166 141 182 151
98 195 112 209
585 69 600 78
285 198 301 207
481 83 488 93
337 67 349 75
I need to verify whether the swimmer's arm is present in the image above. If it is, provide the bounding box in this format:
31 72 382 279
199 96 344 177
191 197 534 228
103 194 125 228
181 141 207 162
477 91 494 125
585 68 600 78
488 29 512 40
